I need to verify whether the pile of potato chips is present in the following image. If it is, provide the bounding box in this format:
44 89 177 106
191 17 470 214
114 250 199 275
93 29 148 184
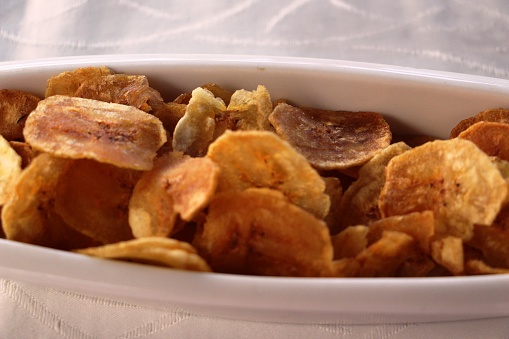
1 66 509 277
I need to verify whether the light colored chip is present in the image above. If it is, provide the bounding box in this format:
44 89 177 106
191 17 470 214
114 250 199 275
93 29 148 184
55 159 140 244
340 142 411 229
206 130 330 219
75 237 211 272
379 139 507 240
269 103 392 170
331 225 369 259
45 66 114 97
450 107 509 138
431 237 464 275
194 188 333 277
201 83 234 106
0 89 40 141
465 259 509 275
129 152 219 238
172 87 226 157
0 135 22 206
227 85 273 131
458 121 509 161
23 95 167 171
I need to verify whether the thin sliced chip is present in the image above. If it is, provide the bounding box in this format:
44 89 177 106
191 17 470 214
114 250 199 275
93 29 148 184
379 139 507 240
55 159 140 244
340 142 411 229
206 130 330 219
468 224 509 268
153 102 187 135
0 135 22 205
23 95 167 171
172 87 226 157
465 259 509 275
431 237 464 275
269 103 392 170
0 89 40 141
45 66 114 97
129 152 219 238
194 188 333 277
450 107 509 138
227 85 273 131
75 237 211 272
458 121 509 161
201 83 234 106
331 225 369 259
322 176 343 235
9 141 39 168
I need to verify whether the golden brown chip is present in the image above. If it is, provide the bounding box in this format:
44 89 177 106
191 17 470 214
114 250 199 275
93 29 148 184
468 224 509 268
227 85 273 131
431 236 464 275
0 89 40 141
268 103 392 170
74 74 164 113
23 95 167 171
45 66 114 98
450 107 509 138
465 259 509 275
322 176 343 235
152 102 187 135
201 83 234 106
458 121 509 161
194 188 333 277
0 135 22 206
172 87 226 157
129 152 219 238
331 225 369 259
379 139 507 240
9 141 39 168
339 142 411 229
75 237 211 272
1 153 98 250
55 159 140 244
206 130 330 219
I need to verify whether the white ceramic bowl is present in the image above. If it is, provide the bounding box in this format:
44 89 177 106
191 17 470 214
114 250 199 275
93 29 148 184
1 54 509 325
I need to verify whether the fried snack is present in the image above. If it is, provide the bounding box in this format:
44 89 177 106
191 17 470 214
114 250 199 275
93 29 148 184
153 102 187 136
195 188 333 277
331 225 369 259
465 259 509 275
206 130 330 219
129 152 219 238
322 176 343 235
55 159 140 244
2 153 98 250
0 89 40 141
269 103 392 170
227 85 273 131
468 224 509 268
23 95 167 171
9 141 39 168
379 139 507 240
75 237 211 272
172 87 227 157
339 142 411 229
458 121 509 161
431 236 464 275
201 83 234 106
450 107 509 138
74 74 165 113
45 66 114 97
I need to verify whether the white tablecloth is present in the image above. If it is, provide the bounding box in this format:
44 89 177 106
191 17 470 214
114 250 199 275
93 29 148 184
1 1 509 337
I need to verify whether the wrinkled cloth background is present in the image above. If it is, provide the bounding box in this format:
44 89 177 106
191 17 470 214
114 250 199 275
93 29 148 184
1 0 509 338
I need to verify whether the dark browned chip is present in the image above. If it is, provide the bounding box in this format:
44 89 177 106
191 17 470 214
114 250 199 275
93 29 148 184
450 107 509 138
0 89 40 141
458 121 509 161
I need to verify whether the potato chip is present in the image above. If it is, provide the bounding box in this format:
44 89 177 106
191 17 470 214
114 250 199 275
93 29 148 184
458 121 509 161
45 66 114 98
465 259 509 275
9 141 39 168
468 224 509 268
322 176 343 235
194 188 333 277
331 225 369 259
23 95 167 171
129 152 219 238
206 130 330 219
339 142 411 229
0 89 40 141
269 103 392 170
1 153 98 250
431 236 464 275
55 159 140 244
227 85 273 131
152 102 187 136
172 87 227 157
0 135 22 206
450 107 509 138
201 83 234 106
75 237 211 272
379 138 507 240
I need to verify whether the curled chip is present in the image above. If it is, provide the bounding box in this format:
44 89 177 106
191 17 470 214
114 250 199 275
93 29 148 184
9 141 39 168
45 66 114 97
340 142 411 229
450 107 509 138
379 139 507 240
268 103 392 170
0 89 40 141
0 135 22 206
55 159 140 244
75 237 211 272
23 95 167 171
431 237 464 275
227 85 273 131
129 152 219 238
194 188 333 277
466 259 509 275
172 87 227 157
206 130 330 219
458 121 509 161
